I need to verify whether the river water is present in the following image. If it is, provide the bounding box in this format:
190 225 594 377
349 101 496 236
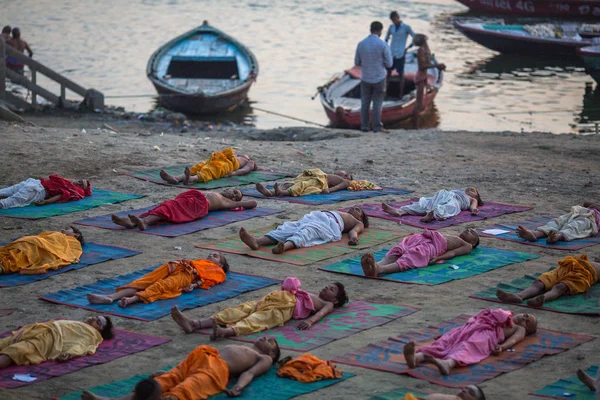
4 0 599 133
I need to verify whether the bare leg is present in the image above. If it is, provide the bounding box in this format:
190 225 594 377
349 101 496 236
129 214 163 231
546 230 565 244
382 203 407 217
0 355 14 369
423 354 456 376
160 170 180 184
182 167 199 185
412 81 425 129
170 306 208 333
118 295 141 308
274 183 292 197
87 288 139 305
256 183 273 197
111 214 135 229
527 282 569 307
516 226 545 242
420 211 435 223
404 341 425 368
272 241 295 254
577 368 598 391
211 319 235 341
82 391 133 400
496 281 545 304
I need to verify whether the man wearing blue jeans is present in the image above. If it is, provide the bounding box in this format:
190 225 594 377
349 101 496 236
354 21 393 133
385 11 415 98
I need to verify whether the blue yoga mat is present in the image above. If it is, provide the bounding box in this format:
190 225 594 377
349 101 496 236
40 268 281 321
0 242 141 288
241 186 413 205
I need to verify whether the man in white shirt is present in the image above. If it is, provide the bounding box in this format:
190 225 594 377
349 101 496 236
385 11 415 98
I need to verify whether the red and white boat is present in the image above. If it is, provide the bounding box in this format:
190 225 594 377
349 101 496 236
319 50 443 129
455 0 600 18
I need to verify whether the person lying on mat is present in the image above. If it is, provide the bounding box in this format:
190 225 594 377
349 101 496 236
0 315 114 369
0 226 84 275
87 252 229 308
382 187 483 223
82 338 280 400
360 228 479 277
0 175 92 209
239 207 368 254
497 254 600 307
111 189 257 231
517 204 600 244
255 168 353 197
402 386 486 400
576 367 599 395
159 147 257 185
170 277 348 339
404 308 537 376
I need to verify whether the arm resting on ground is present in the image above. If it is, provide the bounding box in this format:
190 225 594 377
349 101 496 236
498 326 526 351
228 356 272 396
430 244 472 264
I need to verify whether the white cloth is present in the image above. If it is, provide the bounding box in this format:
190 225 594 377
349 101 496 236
267 211 344 248
0 179 46 209
400 189 471 220
538 206 598 241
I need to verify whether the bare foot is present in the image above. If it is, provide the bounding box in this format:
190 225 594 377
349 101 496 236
256 183 273 196
360 252 379 277
423 354 452 376
577 368 598 391
170 306 198 333
420 211 435 223
129 214 147 231
239 227 259 250
160 169 179 184
274 183 286 196
111 214 135 229
210 319 226 341
516 226 538 242
546 230 560 244
382 203 405 217
496 289 523 303
118 297 133 308
272 242 285 254
526 295 546 307
82 390 109 400
183 167 191 186
404 341 417 368
87 294 113 305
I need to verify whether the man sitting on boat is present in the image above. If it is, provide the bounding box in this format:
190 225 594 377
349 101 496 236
160 147 257 185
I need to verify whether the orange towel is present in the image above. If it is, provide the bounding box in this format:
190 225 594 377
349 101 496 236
538 254 598 295
277 353 343 383
117 260 226 303
155 345 229 400
189 148 240 183
403 394 421 400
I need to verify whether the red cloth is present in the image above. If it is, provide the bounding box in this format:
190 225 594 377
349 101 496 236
141 190 209 223
39 175 92 203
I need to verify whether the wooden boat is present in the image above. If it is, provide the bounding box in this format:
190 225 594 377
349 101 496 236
319 50 443 129
455 0 600 18
580 45 600 83
455 22 596 58
146 21 258 114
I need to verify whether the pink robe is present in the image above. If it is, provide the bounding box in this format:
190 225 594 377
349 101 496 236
386 229 448 271
281 277 314 320
419 308 513 366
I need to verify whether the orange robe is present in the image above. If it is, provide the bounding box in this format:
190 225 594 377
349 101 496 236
189 148 240 183
117 260 226 304
154 345 229 400
277 353 343 383
538 254 598 295
0 231 82 275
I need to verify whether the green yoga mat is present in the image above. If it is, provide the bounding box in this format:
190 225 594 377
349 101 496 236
125 165 290 190
57 366 354 400
471 269 600 316
532 365 598 399
372 387 428 399
320 246 539 285
0 189 142 219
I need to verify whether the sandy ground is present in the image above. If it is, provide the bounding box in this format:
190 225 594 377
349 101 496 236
0 116 599 400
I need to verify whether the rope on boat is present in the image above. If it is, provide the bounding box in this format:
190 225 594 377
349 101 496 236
241 105 328 128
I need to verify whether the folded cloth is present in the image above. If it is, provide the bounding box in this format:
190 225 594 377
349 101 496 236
140 190 209 223
277 353 343 383
189 148 240 183
288 169 329 197
538 254 598 295
281 277 315 319
347 180 381 191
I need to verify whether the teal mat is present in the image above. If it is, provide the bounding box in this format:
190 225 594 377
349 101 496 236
372 387 427 399
319 246 539 285
533 365 598 399
0 189 142 219
58 365 354 400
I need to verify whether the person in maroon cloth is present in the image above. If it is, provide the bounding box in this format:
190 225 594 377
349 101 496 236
0 175 92 209
111 189 257 230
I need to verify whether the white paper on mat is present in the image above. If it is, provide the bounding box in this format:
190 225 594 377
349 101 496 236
13 374 37 382
482 229 511 235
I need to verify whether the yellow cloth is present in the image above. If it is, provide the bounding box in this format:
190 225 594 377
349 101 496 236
347 180 382 191
538 254 598 295
0 231 82 275
288 168 328 197
277 353 343 383
214 290 296 335
0 320 102 365
117 260 226 304
404 395 420 400
189 148 240 183
155 345 229 400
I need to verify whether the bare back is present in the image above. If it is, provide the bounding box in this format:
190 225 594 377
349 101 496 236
7 38 26 52
236 154 255 170
444 235 469 252
326 174 345 187
219 345 270 377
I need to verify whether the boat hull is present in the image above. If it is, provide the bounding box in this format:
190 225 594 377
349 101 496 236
580 46 600 84
455 0 600 18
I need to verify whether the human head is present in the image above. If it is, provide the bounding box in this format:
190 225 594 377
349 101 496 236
133 378 162 400
347 206 369 228
370 21 384 36
457 385 486 400
334 170 352 180
389 11 400 24
61 226 85 245
2 26 10 39
413 33 427 46
465 187 484 206
11 27 20 39
86 315 114 339
319 282 348 308
513 313 538 335
254 336 280 363
221 188 243 202
459 228 479 249
207 252 229 273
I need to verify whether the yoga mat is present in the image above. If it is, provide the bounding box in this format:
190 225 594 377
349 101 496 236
123 165 291 189
40 269 280 322
0 189 142 220
319 246 539 285
197 300 419 351
0 327 170 389
346 200 533 229
333 314 594 388
74 206 280 237
0 242 141 288
56 366 354 400
371 388 428 400
196 224 403 266
471 268 600 315
532 365 599 399
479 216 600 250
0 309 13 317
241 186 413 205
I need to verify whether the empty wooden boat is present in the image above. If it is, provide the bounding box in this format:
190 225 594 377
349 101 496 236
455 0 600 19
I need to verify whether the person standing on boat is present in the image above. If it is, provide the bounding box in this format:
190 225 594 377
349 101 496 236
412 34 445 130
6 27 32 74
354 21 393 133
385 11 415 98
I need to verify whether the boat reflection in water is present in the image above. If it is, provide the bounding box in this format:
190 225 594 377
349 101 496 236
577 82 600 134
